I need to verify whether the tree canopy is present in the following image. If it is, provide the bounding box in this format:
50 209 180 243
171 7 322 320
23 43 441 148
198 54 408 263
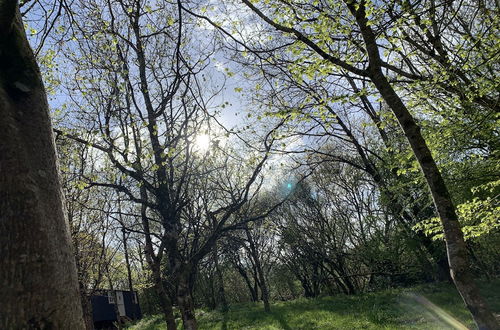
1 0 499 329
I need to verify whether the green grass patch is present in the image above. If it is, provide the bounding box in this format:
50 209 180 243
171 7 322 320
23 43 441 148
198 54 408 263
128 280 500 329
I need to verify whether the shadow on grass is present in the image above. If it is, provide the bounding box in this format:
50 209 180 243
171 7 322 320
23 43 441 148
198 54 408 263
193 280 500 330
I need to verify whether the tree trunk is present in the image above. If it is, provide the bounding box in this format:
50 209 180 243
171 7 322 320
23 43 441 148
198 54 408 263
151 263 177 330
301 279 314 298
213 243 228 312
208 275 216 309
257 263 271 312
140 186 176 330
312 263 321 297
418 234 452 283
326 267 350 295
177 267 198 330
0 5 85 330
122 226 136 319
348 3 499 328
81 293 94 330
234 261 258 302
369 67 498 330
245 228 270 312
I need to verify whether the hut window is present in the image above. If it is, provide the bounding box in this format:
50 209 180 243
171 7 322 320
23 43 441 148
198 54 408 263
107 291 116 304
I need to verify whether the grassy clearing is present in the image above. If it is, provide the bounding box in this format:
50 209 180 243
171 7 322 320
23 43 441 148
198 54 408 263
127 280 500 329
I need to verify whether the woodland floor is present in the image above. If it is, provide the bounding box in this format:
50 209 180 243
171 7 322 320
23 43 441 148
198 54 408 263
128 280 500 330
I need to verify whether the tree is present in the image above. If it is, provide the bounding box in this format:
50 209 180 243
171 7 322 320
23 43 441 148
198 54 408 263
0 2 84 328
189 1 498 327
54 1 283 328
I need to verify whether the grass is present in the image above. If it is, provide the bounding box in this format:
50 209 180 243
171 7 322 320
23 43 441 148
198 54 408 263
127 280 500 330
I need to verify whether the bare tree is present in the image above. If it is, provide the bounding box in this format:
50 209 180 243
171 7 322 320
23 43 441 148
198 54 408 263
54 1 283 328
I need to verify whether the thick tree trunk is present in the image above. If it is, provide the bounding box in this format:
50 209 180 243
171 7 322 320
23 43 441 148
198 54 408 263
79 279 95 330
140 187 176 330
81 293 95 330
0 5 85 329
151 263 177 330
177 267 198 330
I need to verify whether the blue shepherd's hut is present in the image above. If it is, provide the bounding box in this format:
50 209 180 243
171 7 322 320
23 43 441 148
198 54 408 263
92 290 141 329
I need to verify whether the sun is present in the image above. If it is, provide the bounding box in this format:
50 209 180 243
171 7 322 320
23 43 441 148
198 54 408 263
194 134 210 152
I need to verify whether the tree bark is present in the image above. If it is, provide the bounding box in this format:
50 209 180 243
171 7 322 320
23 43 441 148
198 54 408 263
146 251 176 327
177 266 198 330
213 243 228 312
122 226 136 319
256 261 270 312
140 187 177 330
80 293 94 330
0 4 85 329
151 260 177 330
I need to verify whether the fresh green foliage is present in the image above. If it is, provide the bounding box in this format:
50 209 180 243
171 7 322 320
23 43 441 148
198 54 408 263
414 179 500 241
